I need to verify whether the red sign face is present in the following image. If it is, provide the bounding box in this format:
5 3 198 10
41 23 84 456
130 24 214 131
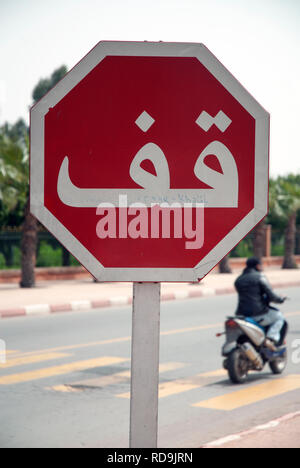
31 42 269 282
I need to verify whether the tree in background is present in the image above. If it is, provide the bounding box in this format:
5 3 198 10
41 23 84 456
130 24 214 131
268 175 300 269
20 65 68 287
279 174 300 269
252 219 266 261
0 120 29 225
219 255 232 273
219 174 300 271
0 120 29 269
32 65 67 102
0 65 68 287
252 178 280 260
267 177 286 256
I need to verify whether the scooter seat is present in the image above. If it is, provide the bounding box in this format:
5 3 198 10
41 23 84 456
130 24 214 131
244 317 265 332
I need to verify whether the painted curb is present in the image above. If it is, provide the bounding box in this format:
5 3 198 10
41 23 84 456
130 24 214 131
202 410 300 448
0 280 299 320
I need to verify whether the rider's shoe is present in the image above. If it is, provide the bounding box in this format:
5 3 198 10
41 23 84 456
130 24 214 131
263 345 286 360
264 338 277 352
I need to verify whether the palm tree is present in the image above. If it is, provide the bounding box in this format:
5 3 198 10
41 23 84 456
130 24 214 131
21 65 68 287
0 121 37 286
0 128 28 215
0 66 68 287
252 219 266 260
219 254 232 273
20 198 38 287
278 175 300 269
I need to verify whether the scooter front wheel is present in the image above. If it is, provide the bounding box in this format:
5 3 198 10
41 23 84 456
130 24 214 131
269 349 287 375
227 348 249 384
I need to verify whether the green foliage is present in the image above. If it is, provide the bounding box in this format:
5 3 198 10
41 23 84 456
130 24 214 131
230 237 253 258
0 241 81 269
277 174 300 215
70 255 81 266
36 241 62 267
12 245 21 267
0 120 29 227
0 246 21 269
0 65 68 230
271 243 284 256
236 240 253 258
32 65 68 103
0 252 5 268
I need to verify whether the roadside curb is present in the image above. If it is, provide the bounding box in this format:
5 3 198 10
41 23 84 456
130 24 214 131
202 410 300 448
0 279 299 320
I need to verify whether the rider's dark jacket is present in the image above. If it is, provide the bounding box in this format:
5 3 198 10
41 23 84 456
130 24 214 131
234 267 284 317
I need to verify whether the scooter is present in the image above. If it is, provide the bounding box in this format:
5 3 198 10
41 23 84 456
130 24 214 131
218 311 288 384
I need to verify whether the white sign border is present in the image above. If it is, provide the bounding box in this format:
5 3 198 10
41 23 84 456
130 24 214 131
30 41 269 282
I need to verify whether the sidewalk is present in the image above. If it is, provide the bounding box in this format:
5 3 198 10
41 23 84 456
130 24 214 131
203 410 300 448
0 267 299 319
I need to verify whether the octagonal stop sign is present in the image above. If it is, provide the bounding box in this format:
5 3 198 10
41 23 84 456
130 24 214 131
30 41 269 282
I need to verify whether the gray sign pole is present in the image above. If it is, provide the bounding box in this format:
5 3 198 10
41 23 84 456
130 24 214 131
129 282 161 448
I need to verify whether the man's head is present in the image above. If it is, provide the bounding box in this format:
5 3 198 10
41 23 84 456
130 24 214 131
246 257 262 271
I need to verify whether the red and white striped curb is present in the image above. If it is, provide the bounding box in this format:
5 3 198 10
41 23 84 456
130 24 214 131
202 410 300 448
0 280 299 319
0 286 234 319
0 296 131 319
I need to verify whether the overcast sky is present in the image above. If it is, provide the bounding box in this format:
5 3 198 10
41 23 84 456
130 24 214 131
0 0 299 177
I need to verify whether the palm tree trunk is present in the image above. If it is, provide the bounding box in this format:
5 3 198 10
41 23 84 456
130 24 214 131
219 255 232 273
62 247 70 266
20 200 38 287
252 220 266 260
282 211 298 269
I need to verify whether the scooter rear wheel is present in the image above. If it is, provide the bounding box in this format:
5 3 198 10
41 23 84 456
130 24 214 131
228 348 249 384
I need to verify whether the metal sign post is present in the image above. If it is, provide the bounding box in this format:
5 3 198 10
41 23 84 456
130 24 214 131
130 282 161 448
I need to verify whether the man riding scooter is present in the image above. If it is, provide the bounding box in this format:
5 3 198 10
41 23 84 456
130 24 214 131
235 257 287 353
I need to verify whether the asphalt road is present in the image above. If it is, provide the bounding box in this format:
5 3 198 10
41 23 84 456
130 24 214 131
0 286 300 448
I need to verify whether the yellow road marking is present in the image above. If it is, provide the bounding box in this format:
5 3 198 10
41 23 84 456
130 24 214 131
0 350 18 363
157 367 228 399
158 362 187 373
160 323 222 337
158 380 200 398
193 374 300 411
199 369 227 378
0 352 71 369
116 366 224 400
117 379 200 400
8 337 131 359
50 362 186 392
0 356 129 385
